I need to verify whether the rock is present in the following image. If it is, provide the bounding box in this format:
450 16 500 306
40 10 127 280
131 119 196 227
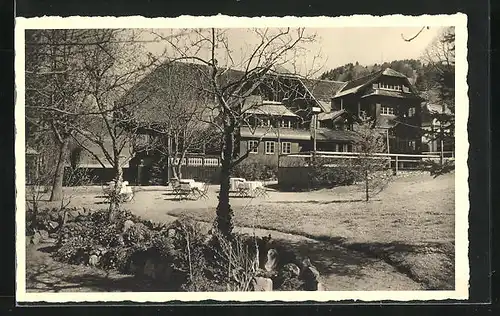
49 232 58 239
30 232 41 245
252 277 273 291
283 263 301 276
300 258 321 291
264 249 278 272
88 254 99 266
48 221 59 231
44 238 57 244
123 219 135 232
38 230 49 240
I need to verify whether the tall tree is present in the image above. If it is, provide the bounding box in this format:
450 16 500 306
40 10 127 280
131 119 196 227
25 29 112 201
25 29 159 217
154 28 318 237
422 27 455 159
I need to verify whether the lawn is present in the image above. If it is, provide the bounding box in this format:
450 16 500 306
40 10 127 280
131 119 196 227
29 172 455 290
167 172 456 289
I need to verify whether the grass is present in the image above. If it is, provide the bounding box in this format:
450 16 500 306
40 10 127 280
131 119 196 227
27 172 455 291
167 172 455 290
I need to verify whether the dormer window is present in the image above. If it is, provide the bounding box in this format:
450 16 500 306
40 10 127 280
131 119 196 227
280 119 292 128
257 118 271 128
380 83 403 91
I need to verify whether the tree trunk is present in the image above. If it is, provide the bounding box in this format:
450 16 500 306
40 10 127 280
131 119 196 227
365 170 369 202
49 136 70 201
215 129 235 237
109 157 123 221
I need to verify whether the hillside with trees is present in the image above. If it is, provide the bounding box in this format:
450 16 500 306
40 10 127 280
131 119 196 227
319 59 425 86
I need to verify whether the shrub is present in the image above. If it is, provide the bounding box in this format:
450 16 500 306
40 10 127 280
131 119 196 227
149 157 168 185
422 159 455 177
26 207 62 235
54 234 97 264
308 158 362 189
232 156 278 181
99 245 131 271
274 269 305 291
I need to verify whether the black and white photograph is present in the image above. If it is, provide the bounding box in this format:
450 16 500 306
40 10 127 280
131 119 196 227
15 14 468 302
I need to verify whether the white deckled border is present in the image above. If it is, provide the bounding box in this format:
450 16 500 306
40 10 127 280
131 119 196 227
15 13 469 303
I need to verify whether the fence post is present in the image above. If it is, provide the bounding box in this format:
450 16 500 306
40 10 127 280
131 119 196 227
394 155 399 176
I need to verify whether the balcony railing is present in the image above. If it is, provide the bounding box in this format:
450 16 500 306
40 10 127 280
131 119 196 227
169 156 221 167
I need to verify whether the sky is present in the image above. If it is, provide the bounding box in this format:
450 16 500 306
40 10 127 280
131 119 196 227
145 26 443 76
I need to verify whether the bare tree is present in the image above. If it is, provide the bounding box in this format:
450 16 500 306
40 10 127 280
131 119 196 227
352 119 391 202
153 28 318 236
125 61 220 181
25 29 163 219
25 29 102 201
422 27 455 153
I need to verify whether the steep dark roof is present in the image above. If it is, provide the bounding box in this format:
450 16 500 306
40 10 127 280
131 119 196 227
301 78 345 112
333 68 417 98
302 79 345 101
121 61 247 124
317 109 346 121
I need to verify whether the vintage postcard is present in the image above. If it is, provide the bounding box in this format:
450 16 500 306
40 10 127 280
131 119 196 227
15 13 469 303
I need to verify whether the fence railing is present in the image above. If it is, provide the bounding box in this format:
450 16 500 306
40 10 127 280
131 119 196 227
169 156 221 167
279 150 455 172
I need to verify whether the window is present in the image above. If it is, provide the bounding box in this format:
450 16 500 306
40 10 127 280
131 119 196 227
280 119 292 128
409 140 416 151
379 83 402 91
258 118 271 127
265 141 275 154
281 142 292 154
248 140 259 154
408 107 416 117
381 105 395 115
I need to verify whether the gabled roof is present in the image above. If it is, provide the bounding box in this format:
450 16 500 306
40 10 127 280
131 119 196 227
301 78 346 112
303 79 346 101
121 61 248 125
333 68 418 98
243 100 299 117
318 109 346 121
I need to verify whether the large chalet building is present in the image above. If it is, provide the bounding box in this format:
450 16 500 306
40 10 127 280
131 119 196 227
67 62 427 184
